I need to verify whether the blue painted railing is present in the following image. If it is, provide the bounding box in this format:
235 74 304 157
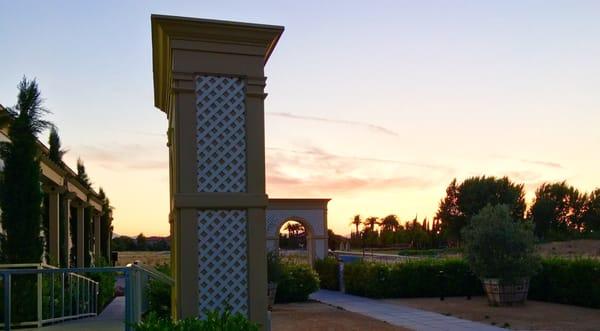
0 263 173 331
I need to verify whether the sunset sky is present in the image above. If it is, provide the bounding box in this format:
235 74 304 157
1 1 599 236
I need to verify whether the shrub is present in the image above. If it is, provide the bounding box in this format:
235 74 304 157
343 257 600 309
462 204 540 282
89 257 116 311
529 257 600 308
267 252 283 284
275 263 319 303
314 258 339 290
146 263 171 318
344 258 482 298
134 311 259 331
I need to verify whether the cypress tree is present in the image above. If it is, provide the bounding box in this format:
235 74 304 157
98 187 114 261
0 77 51 263
77 158 92 189
48 126 66 165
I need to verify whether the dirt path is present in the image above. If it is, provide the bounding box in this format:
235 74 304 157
384 296 600 330
271 301 407 331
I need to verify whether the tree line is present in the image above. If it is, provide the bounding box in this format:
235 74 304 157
436 176 600 244
350 176 600 249
112 233 170 251
349 214 442 249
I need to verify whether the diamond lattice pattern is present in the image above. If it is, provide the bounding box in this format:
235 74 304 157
196 76 247 193
198 209 248 316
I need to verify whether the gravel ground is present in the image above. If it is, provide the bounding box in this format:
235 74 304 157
271 301 408 331
384 296 600 330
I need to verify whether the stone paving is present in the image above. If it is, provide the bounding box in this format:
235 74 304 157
25 296 124 331
310 290 504 331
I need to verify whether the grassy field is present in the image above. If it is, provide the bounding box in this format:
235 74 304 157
538 239 600 258
114 239 600 267
116 251 170 266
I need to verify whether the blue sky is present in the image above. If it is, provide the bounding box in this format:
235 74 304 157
1 1 599 235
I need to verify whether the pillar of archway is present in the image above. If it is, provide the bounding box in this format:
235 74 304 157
152 15 283 328
266 199 330 265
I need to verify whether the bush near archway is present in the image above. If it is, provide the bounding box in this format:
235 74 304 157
315 258 339 290
275 263 319 303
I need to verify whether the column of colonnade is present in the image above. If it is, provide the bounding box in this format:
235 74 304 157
42 181 106 268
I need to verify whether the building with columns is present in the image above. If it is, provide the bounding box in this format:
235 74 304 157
0 104 112 267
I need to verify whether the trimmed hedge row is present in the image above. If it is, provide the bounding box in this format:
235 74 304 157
314 258 339 290
343 257 600 309
345 258 481 298
529 258 600 308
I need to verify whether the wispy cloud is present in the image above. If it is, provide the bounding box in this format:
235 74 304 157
266 146 451 171
266 112 399 137
519 159 563 169
69 144 167 171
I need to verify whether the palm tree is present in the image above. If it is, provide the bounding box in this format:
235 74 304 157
284 222 296 237
0 77 51 264
379 214 400 232
350 214 362 235
296 223 305 237
363 217 379 232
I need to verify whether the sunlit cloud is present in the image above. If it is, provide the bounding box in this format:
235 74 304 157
69 144 167 171
266 145 439 197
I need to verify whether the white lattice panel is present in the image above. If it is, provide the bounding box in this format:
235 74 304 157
198 209 248 316
196 76 247 193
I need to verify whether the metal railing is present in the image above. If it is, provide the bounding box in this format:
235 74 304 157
0 263 99 329
0 263 173 331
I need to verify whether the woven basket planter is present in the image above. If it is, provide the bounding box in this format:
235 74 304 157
483 278 529 306
267 282 278 310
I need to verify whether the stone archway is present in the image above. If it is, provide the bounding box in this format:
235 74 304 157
266 199 330 265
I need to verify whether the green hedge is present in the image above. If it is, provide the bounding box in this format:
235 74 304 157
275 263 319 303
146 264 171 318
343 257 600 309
345 258 481 298
529 258 600 308
314 258 339 290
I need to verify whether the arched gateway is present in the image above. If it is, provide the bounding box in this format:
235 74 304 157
266 199 330 265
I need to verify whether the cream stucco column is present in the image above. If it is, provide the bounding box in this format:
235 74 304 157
62 192 74 267
43 185 61 266
152 15 283 328
107 212 112 262
94 213 101 263
76 203 85 268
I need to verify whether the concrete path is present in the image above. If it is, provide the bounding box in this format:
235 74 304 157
310 290 504 331
27 296 124 331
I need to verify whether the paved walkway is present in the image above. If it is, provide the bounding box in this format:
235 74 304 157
26 296 124 331
310 290 503 331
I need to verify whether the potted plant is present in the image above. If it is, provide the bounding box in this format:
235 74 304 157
267 251 283 310
462 204 540 306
